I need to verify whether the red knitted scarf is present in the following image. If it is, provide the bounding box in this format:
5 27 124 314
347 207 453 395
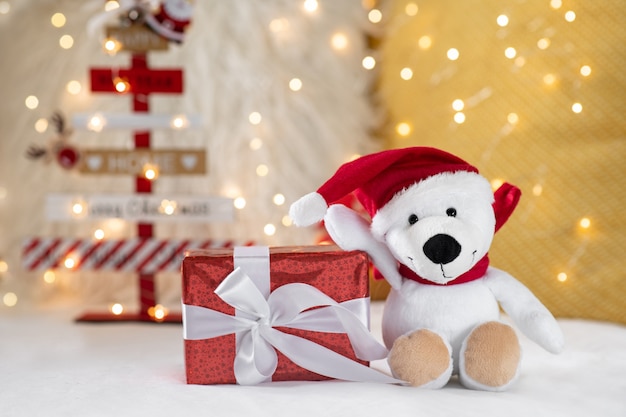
398 255 489 286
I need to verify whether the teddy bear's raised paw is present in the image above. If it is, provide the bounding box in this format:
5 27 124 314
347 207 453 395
460 321 521 391
388 329 452 388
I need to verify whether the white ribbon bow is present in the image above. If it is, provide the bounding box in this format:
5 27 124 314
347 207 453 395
183 264 401 385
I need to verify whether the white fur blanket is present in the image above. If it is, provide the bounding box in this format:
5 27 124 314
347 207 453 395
1 302 624 417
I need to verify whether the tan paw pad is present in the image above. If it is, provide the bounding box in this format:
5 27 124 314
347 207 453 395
388 329 451 387
463 322 521 388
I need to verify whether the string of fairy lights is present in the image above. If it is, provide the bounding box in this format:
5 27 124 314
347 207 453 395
392 0 588 138
0 0 611 321
0 0 384 309
382 0 596 288
0 0 601 312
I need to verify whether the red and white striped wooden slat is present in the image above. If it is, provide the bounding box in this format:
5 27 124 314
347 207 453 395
21 237 242 273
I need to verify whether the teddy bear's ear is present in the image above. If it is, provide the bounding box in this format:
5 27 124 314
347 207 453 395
493 183 522 232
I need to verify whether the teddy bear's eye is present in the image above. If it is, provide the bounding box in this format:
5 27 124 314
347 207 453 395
446 208 457 217
408 214 419 225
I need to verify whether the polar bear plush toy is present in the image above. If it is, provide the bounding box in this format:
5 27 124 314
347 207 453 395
289 147 564 391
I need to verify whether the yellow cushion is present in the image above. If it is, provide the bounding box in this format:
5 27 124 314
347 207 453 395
374 0 626 324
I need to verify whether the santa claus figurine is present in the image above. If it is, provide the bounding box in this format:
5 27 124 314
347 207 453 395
144 0 194 43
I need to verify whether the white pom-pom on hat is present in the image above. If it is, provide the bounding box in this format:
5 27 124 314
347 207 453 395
289 192 328 226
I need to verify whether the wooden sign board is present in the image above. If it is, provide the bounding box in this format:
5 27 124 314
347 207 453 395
46 194 234 223
72 113 202 130
78 149 206 175
90 68 183 94
106 25 169 52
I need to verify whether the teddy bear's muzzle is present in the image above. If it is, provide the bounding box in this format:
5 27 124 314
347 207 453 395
423 234 461 265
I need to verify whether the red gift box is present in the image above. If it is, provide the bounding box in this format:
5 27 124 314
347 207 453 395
182 245 376 385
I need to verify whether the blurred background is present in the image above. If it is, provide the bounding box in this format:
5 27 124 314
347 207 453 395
0 0 624 324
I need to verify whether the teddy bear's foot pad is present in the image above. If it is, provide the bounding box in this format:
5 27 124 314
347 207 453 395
388 329 452 388
461 321 521 390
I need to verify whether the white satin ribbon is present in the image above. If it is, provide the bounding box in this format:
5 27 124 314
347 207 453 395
183 247 402 385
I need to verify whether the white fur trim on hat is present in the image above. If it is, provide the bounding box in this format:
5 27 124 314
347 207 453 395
371 171 493 240
289 192 328 226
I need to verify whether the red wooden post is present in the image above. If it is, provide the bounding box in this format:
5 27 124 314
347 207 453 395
132 53 157 321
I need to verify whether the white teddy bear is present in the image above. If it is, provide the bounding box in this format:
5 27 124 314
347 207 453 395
290 147 564 391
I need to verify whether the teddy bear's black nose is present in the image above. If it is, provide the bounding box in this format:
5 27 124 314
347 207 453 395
423 234 461 265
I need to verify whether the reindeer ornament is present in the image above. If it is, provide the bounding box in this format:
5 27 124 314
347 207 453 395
26 112 80 170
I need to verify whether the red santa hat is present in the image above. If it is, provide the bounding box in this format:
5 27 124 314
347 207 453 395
289 146 520 231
